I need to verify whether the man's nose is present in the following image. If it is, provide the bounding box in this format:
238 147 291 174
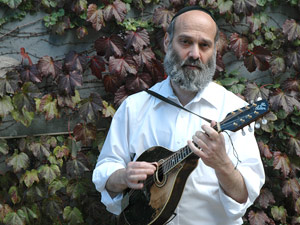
188 45 201 60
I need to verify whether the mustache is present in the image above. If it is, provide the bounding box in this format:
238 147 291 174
181 58 205 69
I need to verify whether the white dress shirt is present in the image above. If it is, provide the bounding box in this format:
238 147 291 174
92 77 265 225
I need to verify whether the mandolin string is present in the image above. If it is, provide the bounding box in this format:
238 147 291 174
126 147 191 200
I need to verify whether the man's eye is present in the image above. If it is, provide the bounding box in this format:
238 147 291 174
180 40 190 45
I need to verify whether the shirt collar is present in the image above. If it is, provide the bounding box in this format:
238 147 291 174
150 77 222 110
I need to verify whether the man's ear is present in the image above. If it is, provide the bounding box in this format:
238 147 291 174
164 33 170 53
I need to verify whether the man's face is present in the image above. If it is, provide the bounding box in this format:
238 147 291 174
163 44 216 92
163 11 217 92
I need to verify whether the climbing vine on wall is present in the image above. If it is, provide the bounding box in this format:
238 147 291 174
0 0 300 224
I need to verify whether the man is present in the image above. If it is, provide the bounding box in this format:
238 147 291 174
93 6 265 225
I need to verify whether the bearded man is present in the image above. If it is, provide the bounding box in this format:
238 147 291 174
92 6 265 225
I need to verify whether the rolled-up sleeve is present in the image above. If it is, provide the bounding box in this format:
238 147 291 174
218 125 265 219
92 99 132 215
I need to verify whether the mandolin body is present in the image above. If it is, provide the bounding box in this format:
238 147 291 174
122 146 199 225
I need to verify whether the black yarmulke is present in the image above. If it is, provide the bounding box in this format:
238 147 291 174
171 6 216 22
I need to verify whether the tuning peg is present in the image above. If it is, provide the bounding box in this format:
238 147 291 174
248 125 253 132
262 118 268 125
241 129 246 136
255 122 261 129
257 97 262 101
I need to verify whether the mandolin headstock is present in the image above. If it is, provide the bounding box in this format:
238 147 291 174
217 99 269 132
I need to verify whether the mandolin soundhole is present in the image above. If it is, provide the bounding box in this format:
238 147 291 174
154 159 167 187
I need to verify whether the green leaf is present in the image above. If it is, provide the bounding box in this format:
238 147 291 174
1 0 23 9
271 206 287 223
7 150 30 173
38 164 61 184
291 115 300 126
229 84 245 94
11 108 34 127
0 138 9 155
48 177 68 195
53 145 70 159
218 0 233 14
66 179 86 199
220 77 239 86
26 185 46 202
42 196 63 220
39 94 59 121
48 155 63 167
0 70 19 97
8 186 21 204
0 204 13 222
0 95 14 117
21 169 39 188
286 125 298 137
277 109 288 119
63 206 84 224
20 205 39 224
256 0 267 6
66 153 89 177
274 120 285 131
4 211 25 225
28 138 51 159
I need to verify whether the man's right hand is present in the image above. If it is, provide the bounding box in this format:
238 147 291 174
105 161 157 197
124 161 157 189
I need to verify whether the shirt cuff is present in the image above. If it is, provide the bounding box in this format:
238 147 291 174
219 186 250 220
101 190 123 215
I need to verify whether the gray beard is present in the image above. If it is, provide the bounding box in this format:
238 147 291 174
163 46 216 92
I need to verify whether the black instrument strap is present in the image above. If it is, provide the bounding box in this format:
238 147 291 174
145 89 212 124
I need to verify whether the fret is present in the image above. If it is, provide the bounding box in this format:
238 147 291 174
164 145 194 174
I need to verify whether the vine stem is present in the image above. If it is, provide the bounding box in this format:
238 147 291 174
0 18 44 40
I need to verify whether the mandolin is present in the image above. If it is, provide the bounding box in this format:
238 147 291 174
121 99 269 225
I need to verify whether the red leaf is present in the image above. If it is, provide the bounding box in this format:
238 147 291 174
133 48 155 70
58 70 83 95
20 65 42 83
287 48 300 71
152 7 174 31
37 56 62 78
216 52 225 73
125 29 150 52
258 141 273 159
282 78 300 92
282 178 300 199
282 19 300 41
229 33 248 59
87 4 105 31
94 35 124 59
109 56 137 79
103 74 121 93
248 210 271 225
149 59 166 83
79 92 103 121
20 48 33 66
114 85 128 106
244 46 271 72
257 188 275 209
125 73 153 93
216 31 228 56
76 26 88 39
233 0 257 15
273 151 291 178
289 136 300 157
64 51 88 73
89 55 105 79
269 89 300 114
244 82 270 102
73 123 97 146
103 0 127 23
269 55 286 75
